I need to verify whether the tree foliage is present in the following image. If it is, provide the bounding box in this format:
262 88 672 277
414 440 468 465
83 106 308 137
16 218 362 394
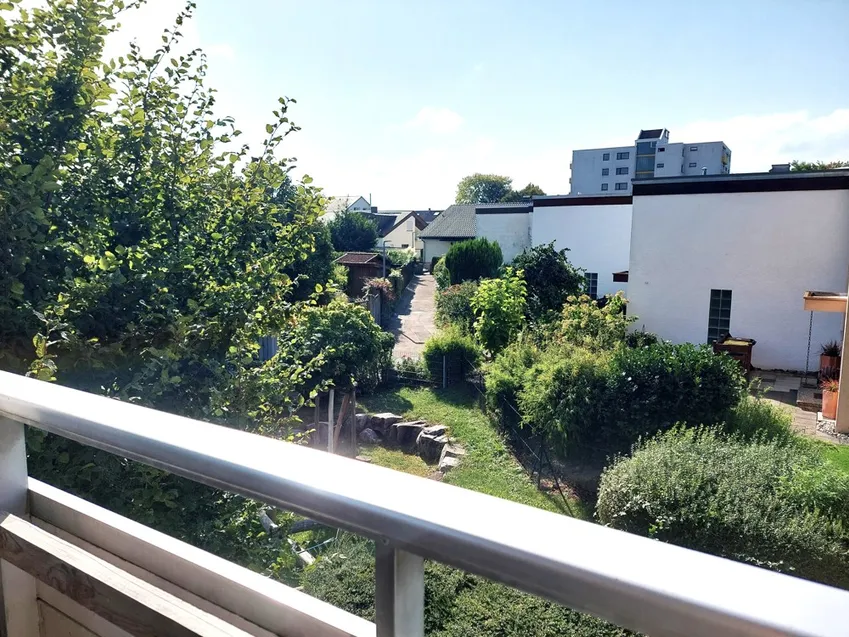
558 293 635 351
471 268 527 354
328 209 379 252
501 182 546 202
455 173 512 204
512 243 583 317
444 237 502 285
790 159 849 172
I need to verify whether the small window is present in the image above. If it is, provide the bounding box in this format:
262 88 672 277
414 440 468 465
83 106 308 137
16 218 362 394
689 162 698 168
707 289 732 343
616 151 630 160
616 167 629 175
585 272 598 298
602 168 609 176
656 162 665 168
658 147 665 152
602 152 610 161
615 182 628 191
401 244 409 248
601 183 609 191
690 146 698 151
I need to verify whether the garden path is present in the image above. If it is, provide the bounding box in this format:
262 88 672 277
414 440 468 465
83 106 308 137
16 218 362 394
388 273 436 360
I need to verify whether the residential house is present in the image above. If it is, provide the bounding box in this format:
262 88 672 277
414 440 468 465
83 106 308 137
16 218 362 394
627 169 849 374
324 195 373 221
366 210 432 258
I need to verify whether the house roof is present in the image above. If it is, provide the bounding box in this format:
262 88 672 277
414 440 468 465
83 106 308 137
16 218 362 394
334 252 384 266
419 202 529 240
638 128 665 140
415 209 440 224
632 169 849 197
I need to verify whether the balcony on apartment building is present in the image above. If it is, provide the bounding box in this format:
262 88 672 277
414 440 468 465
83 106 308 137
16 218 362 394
1 370 847 637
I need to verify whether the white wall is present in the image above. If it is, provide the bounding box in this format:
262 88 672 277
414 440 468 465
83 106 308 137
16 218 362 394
629 189 849 371
476 212 531 263
570 146 634 195
532 203 632 298
423 239 455 265
382 217 416 249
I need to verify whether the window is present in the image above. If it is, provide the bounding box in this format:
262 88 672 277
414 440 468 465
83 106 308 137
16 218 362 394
689 162 698 168
401 244 409 248
602 168 609 176
602 152 610 161
657 162 665 168
658 147 665 152
615 182 628 190
616 167 629 175
707 289 732 343
585 272 598 298
616 151 630 160
690 146 698 151
601 183 609 191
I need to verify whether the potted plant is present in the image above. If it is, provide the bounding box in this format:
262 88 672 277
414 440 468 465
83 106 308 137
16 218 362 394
822 378 839 420
820 341 842 379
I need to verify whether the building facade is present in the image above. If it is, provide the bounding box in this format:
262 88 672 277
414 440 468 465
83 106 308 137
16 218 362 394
570 129 731 195
627 170 849 371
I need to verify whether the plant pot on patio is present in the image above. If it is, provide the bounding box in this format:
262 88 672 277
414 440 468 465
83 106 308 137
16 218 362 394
821 379 839 420
820 341 842 380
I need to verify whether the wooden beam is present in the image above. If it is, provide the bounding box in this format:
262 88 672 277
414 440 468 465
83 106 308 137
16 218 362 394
0 512 255 637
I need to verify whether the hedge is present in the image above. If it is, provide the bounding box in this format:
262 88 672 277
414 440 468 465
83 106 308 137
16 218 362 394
435 282 478 334
301 537 633 636
444 238 502 285
597 429 849 589
423 329 481 382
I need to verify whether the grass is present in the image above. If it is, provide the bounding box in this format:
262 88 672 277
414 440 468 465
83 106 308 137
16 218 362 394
359 385 588 518
357 444 432 477
821 442 849 473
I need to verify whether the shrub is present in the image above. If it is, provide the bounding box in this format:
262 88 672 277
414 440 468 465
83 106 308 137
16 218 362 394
484 338 543 428
302 537 632 637
596 428 849 589
386 248 416 268
722 393 795 443
328 209 379 252
512 242 584 318
624 329 660 348
444 238 502 285
423 329 481 382
471 268 527 354
433 257 450 291
435 282 478 334
519 342 746 456
559 293 635 351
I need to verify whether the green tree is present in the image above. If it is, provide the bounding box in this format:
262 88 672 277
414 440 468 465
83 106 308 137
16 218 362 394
512 243 583 317
790 160 849 172
328 209 379 252
444 238 502 285
501 182 546 202
455 173 512 204
471 268 527 354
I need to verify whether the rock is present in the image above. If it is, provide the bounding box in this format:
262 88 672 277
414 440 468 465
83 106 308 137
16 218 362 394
355 413 371 433
438 443 466 467
370 412 403 434
358 428 381 444
438 455 461 473
387 420 426 448
417 425 450 463
355 455 372 463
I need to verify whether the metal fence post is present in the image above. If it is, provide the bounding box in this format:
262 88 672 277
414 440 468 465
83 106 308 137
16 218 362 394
375 542 424 637
351 384 358 455
327 388 335 454
0 417 38 637
442 355 447 389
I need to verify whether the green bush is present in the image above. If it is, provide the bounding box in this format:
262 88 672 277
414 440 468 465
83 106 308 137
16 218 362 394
722 394 795 443
597 429 849 589
518 342 745 456
302 537 632 636
484 339 543 428
435 282 478 334
559 293 635 351
624 329 660 349
512 242 584 318
386 248 416 268
433 257 450 291
444 238 503 285
423 329 481 382
471 268 527 354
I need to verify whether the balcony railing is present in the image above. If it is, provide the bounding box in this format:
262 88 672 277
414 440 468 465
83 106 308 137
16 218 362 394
1 369 848 636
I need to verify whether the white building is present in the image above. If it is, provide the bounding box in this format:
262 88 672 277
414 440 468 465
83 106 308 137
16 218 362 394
366 211 430 257
531 195 632 298
323 195 372 221
628 170 849 372
570 129 731 195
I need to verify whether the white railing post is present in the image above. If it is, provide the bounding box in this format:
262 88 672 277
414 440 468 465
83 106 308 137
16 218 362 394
0 417 38 637
374 542 424 637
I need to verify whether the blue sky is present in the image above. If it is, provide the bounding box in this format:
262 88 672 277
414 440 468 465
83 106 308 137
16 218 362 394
118 1 848 208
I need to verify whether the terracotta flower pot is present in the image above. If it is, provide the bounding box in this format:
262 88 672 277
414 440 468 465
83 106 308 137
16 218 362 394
820 354 841 378
822 389 838 420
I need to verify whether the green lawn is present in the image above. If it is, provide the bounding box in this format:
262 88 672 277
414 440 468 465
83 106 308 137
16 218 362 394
821 442 849 473
359 386 588 518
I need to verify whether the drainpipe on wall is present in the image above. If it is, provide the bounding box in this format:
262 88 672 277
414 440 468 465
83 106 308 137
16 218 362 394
836 283 849 434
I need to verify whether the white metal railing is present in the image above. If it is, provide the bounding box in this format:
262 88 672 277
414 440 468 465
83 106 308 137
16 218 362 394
2 370 849 637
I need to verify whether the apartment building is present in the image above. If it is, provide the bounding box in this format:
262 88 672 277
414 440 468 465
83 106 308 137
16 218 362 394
569 128 731 195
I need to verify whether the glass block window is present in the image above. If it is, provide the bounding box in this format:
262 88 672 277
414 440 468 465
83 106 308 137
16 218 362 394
585 272 598 298
707 289 732 343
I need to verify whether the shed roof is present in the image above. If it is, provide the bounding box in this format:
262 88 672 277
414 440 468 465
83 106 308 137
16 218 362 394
334 252 384 266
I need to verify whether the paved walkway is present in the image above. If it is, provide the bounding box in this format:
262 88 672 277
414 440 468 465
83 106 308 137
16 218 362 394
387 273 436 360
